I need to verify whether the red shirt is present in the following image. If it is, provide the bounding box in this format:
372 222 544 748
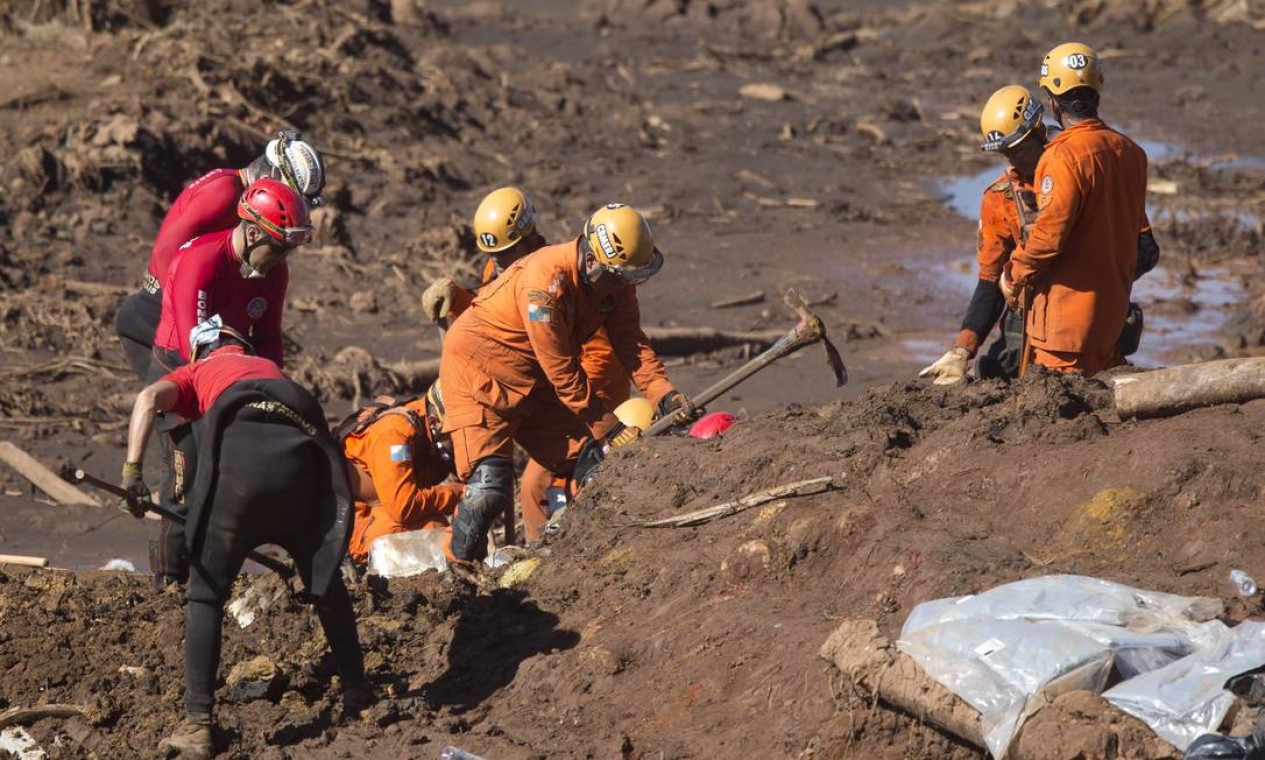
147 169 245 284
154 229 289 366
162 345 286 421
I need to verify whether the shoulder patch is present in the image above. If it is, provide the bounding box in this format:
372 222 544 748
1040 175 1054 195
528 303 552 323
989 179 1012 193
389 443 413 463
526 288 553 306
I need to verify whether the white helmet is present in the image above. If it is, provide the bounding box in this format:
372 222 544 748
265 131 325 203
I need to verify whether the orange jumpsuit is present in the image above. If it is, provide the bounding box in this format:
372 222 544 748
447 251 632 540
1009 119 1148 377
343 398 464 564
954 169 1036 355
439 238 673 492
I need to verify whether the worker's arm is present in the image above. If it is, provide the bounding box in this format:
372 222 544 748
520 273 618 435
118 378 184 516
603 287 675 405
1008 151 1084 286
253 266 288 366
1135 215 1160 281
954 189 1015 355
149 170 242 273
363 421 464 527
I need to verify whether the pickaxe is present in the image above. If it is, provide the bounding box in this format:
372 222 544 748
71 469 296 581
642 289 847 437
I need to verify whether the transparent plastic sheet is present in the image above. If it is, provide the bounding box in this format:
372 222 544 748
1104 621 1265 751
368 528 449 578
897 575 1225 758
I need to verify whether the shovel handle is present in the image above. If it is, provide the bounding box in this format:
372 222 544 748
72 470 295 579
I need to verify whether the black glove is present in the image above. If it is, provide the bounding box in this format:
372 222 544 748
656 391 702 427
118 461 150 519
571 437 607 494
1184 733 1265 760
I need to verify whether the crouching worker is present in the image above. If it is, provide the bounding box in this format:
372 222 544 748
119 317 371 759
339 381 464 566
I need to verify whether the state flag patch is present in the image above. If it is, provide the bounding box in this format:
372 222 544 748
389 444 413 463
528 303 551 323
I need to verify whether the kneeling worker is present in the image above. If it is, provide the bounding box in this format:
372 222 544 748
119 317 370 759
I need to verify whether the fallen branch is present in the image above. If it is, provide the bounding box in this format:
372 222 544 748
643 475 835 527
0 554 49 568
0 703 87 729
709 290 765 309
1113 358 1265 420
643 326 786 356
0 442 100 506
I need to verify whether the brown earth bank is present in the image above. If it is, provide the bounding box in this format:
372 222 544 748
4 371 1265 758
1 0 1265 757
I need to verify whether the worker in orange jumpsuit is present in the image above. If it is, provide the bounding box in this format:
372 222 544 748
339 382 464 565
420 188 632 543
999 42 1150 377
438 203 694 562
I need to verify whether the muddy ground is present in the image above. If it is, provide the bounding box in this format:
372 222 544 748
0 0 1263 757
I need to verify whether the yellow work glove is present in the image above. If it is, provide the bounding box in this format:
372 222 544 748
420 277 456 322
118 461 150 519
608 424 641 448
918 347 970 386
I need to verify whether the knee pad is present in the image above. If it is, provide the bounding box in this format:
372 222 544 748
450 457 513 561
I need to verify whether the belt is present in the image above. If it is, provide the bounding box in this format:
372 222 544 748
244 401 316 436
142 273 161 295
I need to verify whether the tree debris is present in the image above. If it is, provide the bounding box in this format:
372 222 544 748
643 475 836 528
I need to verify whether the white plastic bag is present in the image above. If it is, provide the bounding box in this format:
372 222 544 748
368 528 449 578
1105 620 1265 751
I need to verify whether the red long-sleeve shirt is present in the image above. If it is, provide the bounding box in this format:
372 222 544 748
162 345 286 420
146 168 245 284
153 229 289 366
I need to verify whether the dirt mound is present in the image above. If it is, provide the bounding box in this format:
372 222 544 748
4 373 1264 757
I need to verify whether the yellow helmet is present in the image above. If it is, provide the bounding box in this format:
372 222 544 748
614 397 655 430
979 85 1044 152
582 203 664 285
1039 42 1103 96
473 187 537 254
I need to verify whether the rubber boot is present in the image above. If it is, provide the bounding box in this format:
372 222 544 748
158 713 212 759
341 680 378 720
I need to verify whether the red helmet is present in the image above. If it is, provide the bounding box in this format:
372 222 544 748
688 411 737 440
237 178 313 245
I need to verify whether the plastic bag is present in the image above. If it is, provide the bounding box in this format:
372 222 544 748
368 528 449 577
1105 621 1265 751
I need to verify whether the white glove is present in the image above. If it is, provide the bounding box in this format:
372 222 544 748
918 347 970 385
420 277 455 321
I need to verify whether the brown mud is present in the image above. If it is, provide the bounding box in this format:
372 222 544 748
1 0 1264 757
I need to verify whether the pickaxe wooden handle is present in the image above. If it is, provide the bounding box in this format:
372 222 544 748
643 289 847 437
72 469 296 580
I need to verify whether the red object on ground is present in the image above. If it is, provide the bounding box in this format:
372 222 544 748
689 411 737 440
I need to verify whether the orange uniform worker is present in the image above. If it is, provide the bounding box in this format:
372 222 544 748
340 384 464 565
438 203 693 562
921 86 1046 384
421 188 633 542
1000 43 1149 377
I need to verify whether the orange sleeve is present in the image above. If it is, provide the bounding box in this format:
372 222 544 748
1010 149 1083 286
520 267 617 435
603 286 675 405
976 189 1014 283
448 285 477 319
362 418 464 529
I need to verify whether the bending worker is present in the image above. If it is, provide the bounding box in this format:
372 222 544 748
119 317 370 759
437 202 696 563
115 132 324 382
999 42 1150 377
421 188 633 543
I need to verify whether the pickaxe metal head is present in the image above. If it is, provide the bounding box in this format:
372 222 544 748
784 289 848 387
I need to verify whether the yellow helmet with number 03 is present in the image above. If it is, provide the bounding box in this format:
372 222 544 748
979 85 1044 152
614 397 655 430
473 187 537 254
582 203 664 285
1039 42 1103 96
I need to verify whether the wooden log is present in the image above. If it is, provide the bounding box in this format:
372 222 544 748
643 476 835 528
0 704 87 729
709 290 765 309
642 326 785 356
819 619 986 749
1113 357 1265 420
0 554 49 568
0 442 99 506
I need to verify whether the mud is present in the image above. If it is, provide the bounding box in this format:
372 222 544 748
2 0 1265 757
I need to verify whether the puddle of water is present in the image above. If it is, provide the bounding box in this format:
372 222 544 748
1131 265 1243 366
934 164 1008 221
1136 139 1185 163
